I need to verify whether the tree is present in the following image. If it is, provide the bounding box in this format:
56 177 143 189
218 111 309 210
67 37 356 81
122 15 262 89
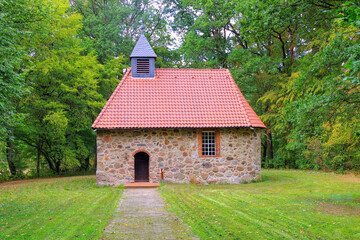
71 0 176 65
0 0 48 175
167 0 359 170
17 0 105 173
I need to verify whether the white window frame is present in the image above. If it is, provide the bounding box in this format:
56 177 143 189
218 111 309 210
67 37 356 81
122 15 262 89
202 131 216 156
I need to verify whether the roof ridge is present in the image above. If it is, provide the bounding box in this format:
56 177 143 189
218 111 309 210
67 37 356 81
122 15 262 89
91 68 131 128
153 68 228 70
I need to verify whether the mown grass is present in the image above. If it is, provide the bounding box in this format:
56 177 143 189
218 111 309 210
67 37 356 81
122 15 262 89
0 176 122 240
161 170 360 240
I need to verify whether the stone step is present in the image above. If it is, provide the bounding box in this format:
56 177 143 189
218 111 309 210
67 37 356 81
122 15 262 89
124 182 160 189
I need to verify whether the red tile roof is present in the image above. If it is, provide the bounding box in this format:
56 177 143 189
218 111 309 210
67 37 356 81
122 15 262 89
92 68 266 129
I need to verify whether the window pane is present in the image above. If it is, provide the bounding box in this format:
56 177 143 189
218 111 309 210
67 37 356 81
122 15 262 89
202 131 216 156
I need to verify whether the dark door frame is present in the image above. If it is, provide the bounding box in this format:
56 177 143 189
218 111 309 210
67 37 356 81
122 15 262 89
134 151 149 182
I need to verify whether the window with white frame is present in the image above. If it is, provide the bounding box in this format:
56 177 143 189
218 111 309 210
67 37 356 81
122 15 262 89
202 131 216 156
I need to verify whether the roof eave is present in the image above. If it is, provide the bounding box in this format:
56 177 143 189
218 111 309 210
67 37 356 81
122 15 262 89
92 125 266 130
129 55 157 59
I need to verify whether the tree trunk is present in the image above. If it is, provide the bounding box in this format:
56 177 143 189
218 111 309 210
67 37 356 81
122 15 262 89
80 156 90 171
55 160 61 173
266 130 274 160
6 135 16 176
93 147 97 171
42 152 57 172
84 156 90 170
262 141 267 166
36 141 42 176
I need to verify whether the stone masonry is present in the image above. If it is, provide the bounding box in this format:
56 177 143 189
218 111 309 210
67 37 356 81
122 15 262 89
96 128 261 186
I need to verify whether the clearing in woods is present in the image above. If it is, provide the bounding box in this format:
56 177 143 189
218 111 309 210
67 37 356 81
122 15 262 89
1 170 359 239
161 170 360 239
0 176 122 239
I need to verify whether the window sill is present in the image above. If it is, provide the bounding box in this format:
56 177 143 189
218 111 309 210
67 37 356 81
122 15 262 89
199 155 222 158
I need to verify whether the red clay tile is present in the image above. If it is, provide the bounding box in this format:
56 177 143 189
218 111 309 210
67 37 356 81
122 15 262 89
92 68 266 129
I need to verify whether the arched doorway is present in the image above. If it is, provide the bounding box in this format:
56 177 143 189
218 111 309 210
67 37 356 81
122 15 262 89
134 152 149 182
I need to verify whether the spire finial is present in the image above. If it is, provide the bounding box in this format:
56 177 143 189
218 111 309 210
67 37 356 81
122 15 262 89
141 17 144 34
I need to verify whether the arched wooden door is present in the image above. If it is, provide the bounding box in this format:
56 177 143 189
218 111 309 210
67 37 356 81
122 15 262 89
134 152 149 182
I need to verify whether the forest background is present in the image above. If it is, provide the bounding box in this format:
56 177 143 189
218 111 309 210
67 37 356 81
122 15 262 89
0 0 359 181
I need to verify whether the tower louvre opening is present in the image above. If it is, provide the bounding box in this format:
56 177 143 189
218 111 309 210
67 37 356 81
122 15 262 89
136 59 150 74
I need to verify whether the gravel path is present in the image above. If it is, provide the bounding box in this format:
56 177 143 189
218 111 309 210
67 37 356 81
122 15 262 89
101 188 198 240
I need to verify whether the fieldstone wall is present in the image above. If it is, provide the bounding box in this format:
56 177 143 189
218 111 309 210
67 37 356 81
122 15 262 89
96 128 261 186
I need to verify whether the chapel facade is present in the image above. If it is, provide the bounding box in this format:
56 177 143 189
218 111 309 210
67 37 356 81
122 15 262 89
92 34 266 186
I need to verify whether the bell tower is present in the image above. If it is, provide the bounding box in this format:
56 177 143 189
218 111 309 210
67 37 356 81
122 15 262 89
130 34 157 78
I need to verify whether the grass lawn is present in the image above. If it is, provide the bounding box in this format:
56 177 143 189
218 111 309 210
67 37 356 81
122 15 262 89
161 170 360 240
0 176 122 240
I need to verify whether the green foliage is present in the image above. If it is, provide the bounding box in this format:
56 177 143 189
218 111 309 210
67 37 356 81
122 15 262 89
18 0 105 173
0 0 47 140
161 170 360 239
1 0 359 175
274 9 360 171
170 0 360 171
71 0 177 65
0 0 185 177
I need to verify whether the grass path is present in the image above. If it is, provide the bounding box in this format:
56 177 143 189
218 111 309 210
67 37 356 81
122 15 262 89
161 170 360 240
0 176 122 240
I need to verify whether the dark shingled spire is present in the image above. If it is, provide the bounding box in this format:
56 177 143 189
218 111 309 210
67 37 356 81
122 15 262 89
130 34 157 59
